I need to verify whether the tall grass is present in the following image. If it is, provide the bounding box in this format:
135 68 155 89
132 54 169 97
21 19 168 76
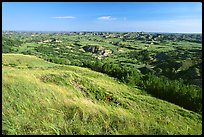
2 54 202 135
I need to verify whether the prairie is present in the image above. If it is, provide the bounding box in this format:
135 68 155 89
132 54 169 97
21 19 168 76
2 54 202 135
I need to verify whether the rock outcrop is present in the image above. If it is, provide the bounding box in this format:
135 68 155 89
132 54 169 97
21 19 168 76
82 45 112 57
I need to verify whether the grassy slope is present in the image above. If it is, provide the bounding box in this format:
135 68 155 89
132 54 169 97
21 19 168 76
2 54 202 135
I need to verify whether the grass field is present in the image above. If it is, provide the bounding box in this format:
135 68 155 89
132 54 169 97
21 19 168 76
2 54 202 135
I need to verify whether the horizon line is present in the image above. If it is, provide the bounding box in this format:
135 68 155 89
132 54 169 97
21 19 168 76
2 30 202 34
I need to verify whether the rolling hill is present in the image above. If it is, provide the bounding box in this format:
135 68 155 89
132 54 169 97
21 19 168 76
2 54 202 135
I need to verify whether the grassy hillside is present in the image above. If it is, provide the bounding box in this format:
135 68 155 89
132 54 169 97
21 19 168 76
2 54 202 135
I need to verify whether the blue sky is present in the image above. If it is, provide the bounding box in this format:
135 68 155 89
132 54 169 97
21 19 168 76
2 2 202 33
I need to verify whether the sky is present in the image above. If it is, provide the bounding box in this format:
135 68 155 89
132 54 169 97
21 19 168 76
2 2 202 33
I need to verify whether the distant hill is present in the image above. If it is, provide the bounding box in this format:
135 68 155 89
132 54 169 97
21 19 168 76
2 54 202 135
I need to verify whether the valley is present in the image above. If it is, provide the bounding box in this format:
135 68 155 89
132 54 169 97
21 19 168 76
2 31 202 135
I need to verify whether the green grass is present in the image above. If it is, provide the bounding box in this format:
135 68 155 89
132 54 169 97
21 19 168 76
2 53 56 69
2 53 202 135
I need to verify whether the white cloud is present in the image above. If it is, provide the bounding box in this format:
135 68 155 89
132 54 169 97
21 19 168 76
52 16 76 19
97 16 116 20
98 16 111 20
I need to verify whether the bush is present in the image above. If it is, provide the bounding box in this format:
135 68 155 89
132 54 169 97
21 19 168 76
141 74 202 113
